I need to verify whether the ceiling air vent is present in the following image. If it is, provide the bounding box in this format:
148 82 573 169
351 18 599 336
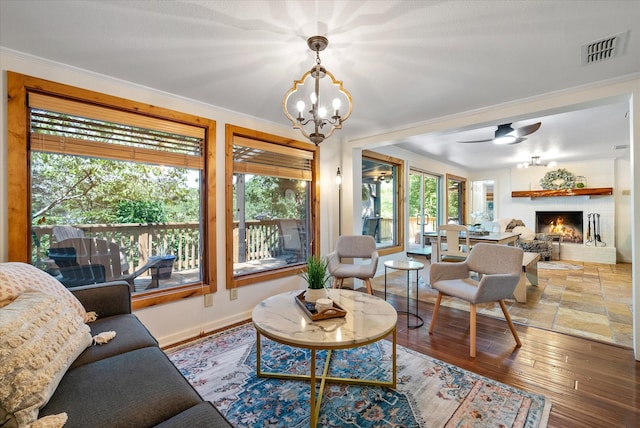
581 31 629 65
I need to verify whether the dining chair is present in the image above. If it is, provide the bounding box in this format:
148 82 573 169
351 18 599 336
276 219 305 263
327 235 379 294
436 224 470 262
429 243 524 357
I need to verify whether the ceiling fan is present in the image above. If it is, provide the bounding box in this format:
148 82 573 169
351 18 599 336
457 122 541 145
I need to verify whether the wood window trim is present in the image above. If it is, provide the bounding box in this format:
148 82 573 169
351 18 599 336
361 150 405 256
6 71 217 310
225 124 320 289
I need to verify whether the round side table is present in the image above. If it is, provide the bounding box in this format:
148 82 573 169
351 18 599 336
383 260 425 328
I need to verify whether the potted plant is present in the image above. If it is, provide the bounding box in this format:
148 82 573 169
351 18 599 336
300 255 332 303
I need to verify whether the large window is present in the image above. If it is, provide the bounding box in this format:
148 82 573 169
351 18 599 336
7 72 216 309
226 125 319 288
361 150 404 254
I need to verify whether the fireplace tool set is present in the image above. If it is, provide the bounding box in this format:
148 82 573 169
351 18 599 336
586 212 606 246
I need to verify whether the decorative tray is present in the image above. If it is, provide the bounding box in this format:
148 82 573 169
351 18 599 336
295 291 347 321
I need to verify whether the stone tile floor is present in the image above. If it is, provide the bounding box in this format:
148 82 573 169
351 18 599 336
372 260 633 348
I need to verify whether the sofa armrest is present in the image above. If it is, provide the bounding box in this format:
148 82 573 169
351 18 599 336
71 281 132 317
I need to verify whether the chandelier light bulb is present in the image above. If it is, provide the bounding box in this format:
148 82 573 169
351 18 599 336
318 106 327 118
310 92 317 105
297 100 305 112
332 98 341 110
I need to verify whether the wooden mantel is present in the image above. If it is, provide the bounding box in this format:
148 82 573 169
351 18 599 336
511 187 613 198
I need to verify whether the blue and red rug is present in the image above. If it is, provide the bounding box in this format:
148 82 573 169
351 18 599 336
166 323 550 427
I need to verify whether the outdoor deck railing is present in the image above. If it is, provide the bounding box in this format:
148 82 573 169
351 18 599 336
32 222 201 273
32 218 306 273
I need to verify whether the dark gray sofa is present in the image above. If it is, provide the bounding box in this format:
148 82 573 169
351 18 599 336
39 281 232 428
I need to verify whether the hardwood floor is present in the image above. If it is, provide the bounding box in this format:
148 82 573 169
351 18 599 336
378 291 640 427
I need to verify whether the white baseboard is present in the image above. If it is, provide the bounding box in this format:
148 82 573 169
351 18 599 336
157 310 252 348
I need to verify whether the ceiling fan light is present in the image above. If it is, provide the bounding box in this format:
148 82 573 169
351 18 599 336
494 135 517 145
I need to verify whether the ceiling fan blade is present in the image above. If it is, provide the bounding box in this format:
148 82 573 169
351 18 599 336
457 138 495 144
513 122 541 137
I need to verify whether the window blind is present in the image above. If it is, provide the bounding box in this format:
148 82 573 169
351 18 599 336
232 136 313 181
28 92 205 169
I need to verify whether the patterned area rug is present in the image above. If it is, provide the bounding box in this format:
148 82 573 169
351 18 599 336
166 324 551 427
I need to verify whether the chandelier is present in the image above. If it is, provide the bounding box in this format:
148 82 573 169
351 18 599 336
283 36 352 145
517 156 557 168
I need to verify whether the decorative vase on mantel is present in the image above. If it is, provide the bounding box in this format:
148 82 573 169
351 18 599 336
300 255 332 304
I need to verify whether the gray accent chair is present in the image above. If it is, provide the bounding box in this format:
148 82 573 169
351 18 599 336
327 235 379 294
429 243 523 357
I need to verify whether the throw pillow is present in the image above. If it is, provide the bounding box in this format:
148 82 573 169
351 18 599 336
505 219 525 232
0 289 92 427
512 225 536 240
497 218 512 233
0 262 87 321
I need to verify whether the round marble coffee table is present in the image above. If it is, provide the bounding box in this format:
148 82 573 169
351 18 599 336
252 288 397 427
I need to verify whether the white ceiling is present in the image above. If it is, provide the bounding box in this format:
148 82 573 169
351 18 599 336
1 1 638 171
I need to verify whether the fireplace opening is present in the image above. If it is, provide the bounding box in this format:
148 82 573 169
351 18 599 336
536 211 583 244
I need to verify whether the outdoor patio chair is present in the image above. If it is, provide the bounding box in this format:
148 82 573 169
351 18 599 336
50 237 167 292
429 243 524 357
276 220 305 263
47 246 106 288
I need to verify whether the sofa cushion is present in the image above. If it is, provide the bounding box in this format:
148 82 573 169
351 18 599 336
0 262 88 322
0 289 92 427
70 314 158 369
41 347 203 428
153 402 232 427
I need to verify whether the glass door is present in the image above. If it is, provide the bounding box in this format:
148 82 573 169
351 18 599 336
446 174 467 225
408 170 441 251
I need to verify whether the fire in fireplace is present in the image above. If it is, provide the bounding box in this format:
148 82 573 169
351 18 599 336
536 211 583 244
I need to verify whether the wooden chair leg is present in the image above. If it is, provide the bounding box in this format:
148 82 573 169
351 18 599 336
469 303 477 358
499 300 522 347
332 277 340 289
429 292 443 334
364 278 373 295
